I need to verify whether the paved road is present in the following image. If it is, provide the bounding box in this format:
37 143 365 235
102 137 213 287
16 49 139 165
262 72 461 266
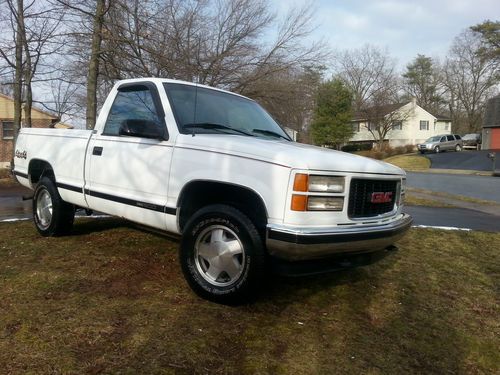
2 182 499 232
404 206 500 232
406 172 500 203
0 184 32 221
425 150 495 171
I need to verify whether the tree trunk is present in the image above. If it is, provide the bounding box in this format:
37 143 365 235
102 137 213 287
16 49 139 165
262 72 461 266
24 75 32 128
86 0 106 130
11 0 24 167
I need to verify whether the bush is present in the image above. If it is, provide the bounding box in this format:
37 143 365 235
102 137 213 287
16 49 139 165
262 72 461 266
354 144 415 160
341 143 373 152
405 144 415 153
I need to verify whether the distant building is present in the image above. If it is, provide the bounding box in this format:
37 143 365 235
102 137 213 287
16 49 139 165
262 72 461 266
482 95 500 150
0 94 71 166
349 99 452 148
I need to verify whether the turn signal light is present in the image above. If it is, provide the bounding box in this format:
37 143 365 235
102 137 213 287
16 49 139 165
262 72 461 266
293 174 308 192
291 194 307 211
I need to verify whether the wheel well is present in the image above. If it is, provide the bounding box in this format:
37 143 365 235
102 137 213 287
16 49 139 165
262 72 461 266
28 159 54 185
177 181 268 235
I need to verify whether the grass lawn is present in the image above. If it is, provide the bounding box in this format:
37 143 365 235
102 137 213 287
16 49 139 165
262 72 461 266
0 219 498 374
404 193 454 208
384 154 431 171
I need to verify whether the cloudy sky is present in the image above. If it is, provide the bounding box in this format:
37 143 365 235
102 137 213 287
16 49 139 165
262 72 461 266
271 0 497 67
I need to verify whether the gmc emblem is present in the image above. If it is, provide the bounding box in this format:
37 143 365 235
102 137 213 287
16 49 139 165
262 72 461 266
371 192 393 204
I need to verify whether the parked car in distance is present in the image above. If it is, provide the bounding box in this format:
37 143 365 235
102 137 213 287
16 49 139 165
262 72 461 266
417 134 463 154
462 133 482 150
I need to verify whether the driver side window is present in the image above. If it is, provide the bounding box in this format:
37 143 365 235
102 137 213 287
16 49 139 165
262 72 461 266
103 86 162 136
440 136 446 142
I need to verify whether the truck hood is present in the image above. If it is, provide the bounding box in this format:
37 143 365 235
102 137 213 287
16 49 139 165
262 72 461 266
175 134 405 175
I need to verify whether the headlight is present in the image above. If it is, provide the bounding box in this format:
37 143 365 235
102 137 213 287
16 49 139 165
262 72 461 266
293 174 345 193
308 175 345 193
307 196 344 211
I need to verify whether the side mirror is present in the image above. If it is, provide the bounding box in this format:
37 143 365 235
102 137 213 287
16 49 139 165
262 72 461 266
119 119 165 140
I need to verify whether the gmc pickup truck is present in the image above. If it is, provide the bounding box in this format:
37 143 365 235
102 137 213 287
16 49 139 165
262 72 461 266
13 78 412 303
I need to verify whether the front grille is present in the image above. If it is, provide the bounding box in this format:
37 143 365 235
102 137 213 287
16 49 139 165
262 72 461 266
348 179 398 218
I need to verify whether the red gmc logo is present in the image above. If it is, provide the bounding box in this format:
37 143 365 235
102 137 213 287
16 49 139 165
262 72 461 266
371 192 393 204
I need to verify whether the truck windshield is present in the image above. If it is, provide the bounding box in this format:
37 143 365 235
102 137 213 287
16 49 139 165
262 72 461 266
163 83 291 140
425 136 441 142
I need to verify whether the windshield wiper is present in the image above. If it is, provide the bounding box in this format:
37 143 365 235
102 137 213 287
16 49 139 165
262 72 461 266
184 122 253 137
252 128 290 140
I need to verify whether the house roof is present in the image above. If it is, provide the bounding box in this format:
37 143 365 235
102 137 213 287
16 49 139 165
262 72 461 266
352 100 452 122
483 95 500 128
432 113 452 122
0 93 59 120
352 103 408 121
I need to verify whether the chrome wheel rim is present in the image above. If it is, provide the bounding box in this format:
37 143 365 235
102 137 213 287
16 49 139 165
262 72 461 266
456 145 461 151
36 189 53 229
194 225 245 287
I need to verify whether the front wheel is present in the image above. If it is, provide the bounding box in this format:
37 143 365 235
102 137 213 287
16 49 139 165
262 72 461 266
455 144 462 152
434 146 440 153
33 177 75 236
179 204 266 304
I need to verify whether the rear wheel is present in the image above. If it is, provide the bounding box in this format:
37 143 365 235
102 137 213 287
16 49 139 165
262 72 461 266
33 177 75 236
434 146 440 153
179 204 266 304
455 144 462 152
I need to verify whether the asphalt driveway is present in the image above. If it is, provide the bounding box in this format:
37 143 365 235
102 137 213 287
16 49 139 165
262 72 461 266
404 206 500 232
425 150 495 171
406 172 500 203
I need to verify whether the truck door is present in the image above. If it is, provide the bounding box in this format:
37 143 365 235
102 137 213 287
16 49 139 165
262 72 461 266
85 82 175 230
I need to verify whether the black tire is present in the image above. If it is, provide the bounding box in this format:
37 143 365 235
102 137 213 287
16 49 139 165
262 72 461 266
419 150 425 154
434 146 440 153
180 204 266 304
33 176 75 236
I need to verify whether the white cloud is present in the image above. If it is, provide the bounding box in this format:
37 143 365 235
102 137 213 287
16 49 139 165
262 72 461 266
270 0 498 68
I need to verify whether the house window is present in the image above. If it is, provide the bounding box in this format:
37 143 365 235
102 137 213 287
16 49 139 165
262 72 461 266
392 121 402 130
352 123 360 132
445 123 449 131
368 122 377 131
1 121 14 139
419 120 429 130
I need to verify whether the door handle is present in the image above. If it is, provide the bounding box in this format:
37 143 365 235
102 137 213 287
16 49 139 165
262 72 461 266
92 146 103 156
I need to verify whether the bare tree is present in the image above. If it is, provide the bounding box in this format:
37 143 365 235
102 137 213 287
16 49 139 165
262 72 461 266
240 65 324 140
0 0 24 145
101 0 327 101
36 79 83 125
53 0 111 129
0 0 63 136
444 29 499 133
334 45 398 111
356 87 412 150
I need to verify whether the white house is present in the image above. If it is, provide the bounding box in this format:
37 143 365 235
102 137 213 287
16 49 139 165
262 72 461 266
349 99 452 147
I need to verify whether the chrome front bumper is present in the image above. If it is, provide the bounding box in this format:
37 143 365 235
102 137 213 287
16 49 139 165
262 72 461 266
266 214 413 261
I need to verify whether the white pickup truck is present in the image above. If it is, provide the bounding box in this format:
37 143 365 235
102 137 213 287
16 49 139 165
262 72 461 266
13 78 412 303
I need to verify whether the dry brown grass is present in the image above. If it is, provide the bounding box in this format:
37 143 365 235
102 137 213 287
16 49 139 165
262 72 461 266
0 219 498 374
384 154 431 171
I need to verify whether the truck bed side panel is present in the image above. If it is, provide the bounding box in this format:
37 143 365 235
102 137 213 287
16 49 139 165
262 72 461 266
15 128 92 208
